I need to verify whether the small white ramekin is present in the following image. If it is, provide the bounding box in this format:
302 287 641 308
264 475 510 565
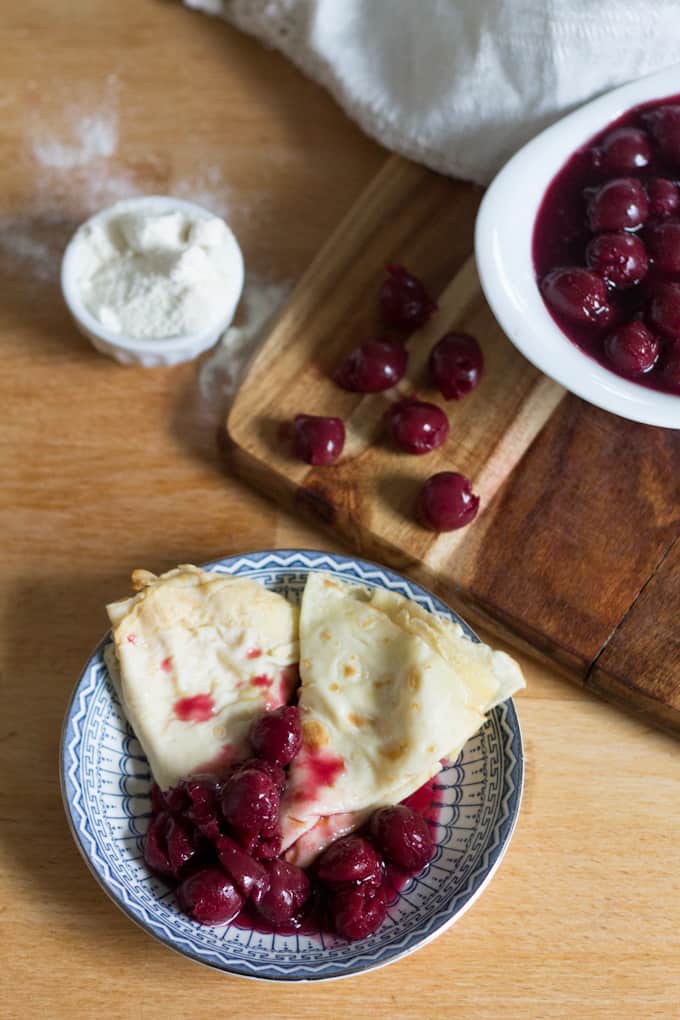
61 195 244 367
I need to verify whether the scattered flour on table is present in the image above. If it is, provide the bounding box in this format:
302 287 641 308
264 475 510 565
29 75 120 170
32 108 118 169
175 165 235 221
0 83 129 283
0 83 281 408
0 81 275 397
0 82 244 285
198 279 292 415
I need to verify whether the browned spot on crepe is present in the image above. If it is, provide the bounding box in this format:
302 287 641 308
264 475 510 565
303 718 329 751
380 742 409 761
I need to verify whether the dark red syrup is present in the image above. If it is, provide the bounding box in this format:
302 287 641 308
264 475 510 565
231 774 441 937
383 776 440 900
533 93 680 394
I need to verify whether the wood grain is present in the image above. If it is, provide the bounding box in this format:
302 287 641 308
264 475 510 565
1 3 679 1019
589 536 680 734
227 154 564 563
228 155 680 733
452 399 680 667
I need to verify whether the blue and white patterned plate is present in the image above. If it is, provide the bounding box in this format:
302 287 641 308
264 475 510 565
61 550 524 981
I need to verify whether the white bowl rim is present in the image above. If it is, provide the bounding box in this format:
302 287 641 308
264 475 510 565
60 195 244 353
475 63 680 430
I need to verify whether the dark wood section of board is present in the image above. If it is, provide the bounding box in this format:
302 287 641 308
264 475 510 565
589 536 680 736
450 399 680 674
226 155 680 736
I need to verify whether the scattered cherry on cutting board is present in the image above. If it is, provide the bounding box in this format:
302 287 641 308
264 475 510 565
388 398 449 454
429 332 484 399
333 336 408 392
534 94 680 393
291 414 345 465
417 471 480 531
379 264 437 330
286 262 483 532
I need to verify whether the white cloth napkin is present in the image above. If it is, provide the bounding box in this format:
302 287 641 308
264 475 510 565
184 0 680 184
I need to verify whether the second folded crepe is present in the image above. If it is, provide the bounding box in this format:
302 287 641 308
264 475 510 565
280 573 524 860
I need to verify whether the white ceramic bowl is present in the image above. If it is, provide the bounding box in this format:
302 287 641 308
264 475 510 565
475 65 680 430
61 196 244 367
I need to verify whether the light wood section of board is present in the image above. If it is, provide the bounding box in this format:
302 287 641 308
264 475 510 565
228 163 566 570
0 4 678 1019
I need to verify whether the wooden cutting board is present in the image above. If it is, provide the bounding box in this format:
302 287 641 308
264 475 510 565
227 156 680 736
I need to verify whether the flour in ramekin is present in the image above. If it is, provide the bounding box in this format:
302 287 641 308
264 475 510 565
74 203 242 339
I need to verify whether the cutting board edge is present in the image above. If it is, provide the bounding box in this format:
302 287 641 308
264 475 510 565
225 439 680 738
224 442 585 672
586 664 680 739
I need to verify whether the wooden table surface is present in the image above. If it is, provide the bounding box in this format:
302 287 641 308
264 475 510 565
1 4 678 1017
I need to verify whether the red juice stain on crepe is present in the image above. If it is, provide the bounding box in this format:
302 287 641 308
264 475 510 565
259 665 299 712
250 674 273 688
294 751 346 802
174 693 215 722
193 743 236 779
280 663 300 699
160 656 173 672
309 754 345 788
246 648 262 659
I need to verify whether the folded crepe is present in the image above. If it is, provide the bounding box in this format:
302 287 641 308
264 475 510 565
281 573 524 864
105 565 299 790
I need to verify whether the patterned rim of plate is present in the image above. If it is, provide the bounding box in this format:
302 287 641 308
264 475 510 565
61 549 524 981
